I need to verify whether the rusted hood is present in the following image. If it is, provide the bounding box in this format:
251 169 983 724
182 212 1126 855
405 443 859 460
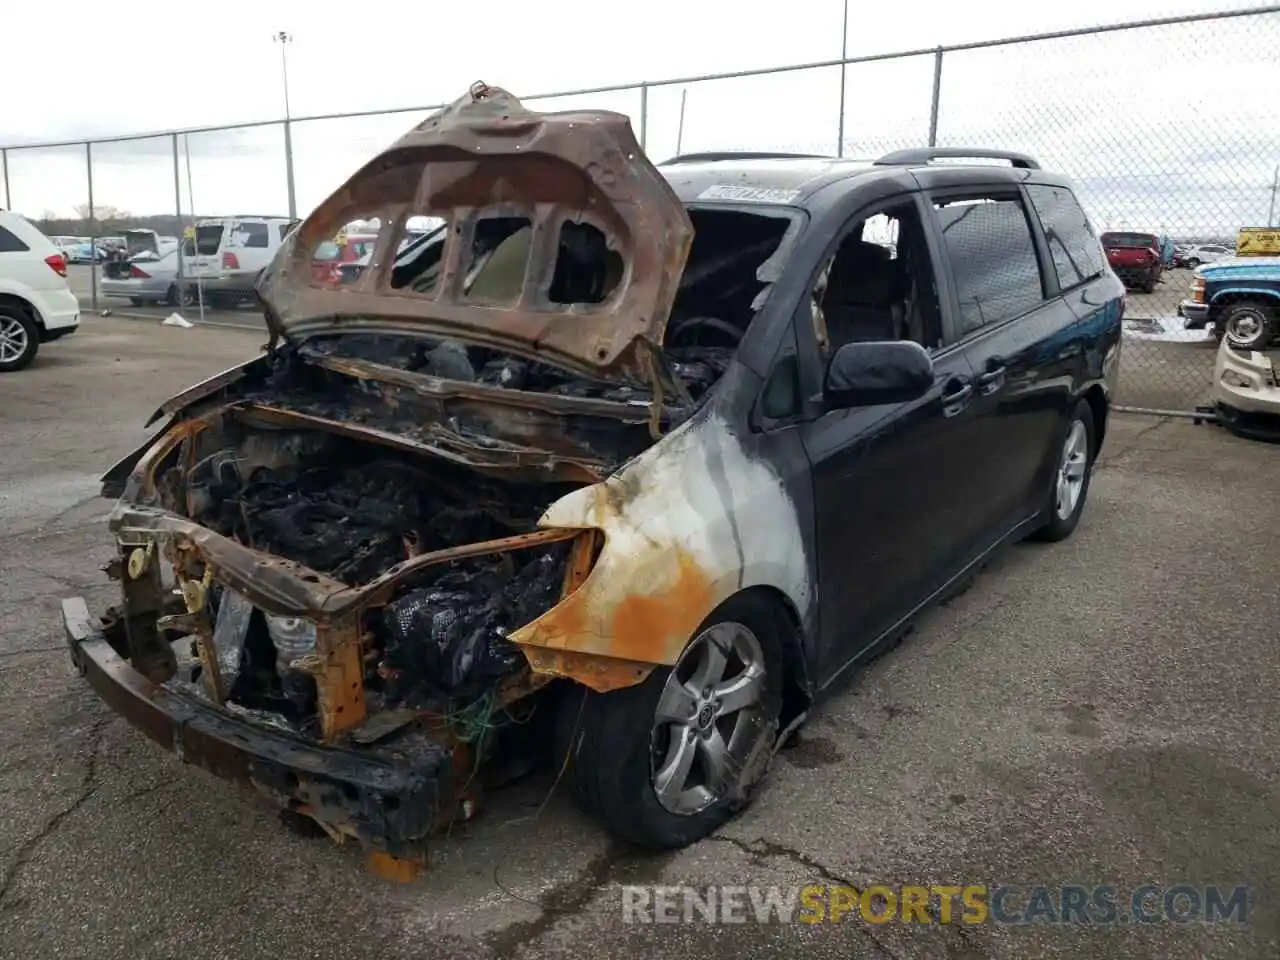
258 83 694 384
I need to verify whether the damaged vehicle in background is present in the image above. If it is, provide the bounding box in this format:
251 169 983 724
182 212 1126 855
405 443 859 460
1210 337 1280 441
61 88 1122 875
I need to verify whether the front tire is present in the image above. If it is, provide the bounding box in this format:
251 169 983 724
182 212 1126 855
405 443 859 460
0 308 39 372
1221 301 1274 351
1032 399 1096 543
559 594 786 849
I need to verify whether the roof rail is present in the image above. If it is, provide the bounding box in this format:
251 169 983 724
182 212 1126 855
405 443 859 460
659 151 834 166
197 214 297 222
873 148 1041 170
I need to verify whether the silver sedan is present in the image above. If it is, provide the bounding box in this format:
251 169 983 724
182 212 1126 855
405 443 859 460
100 250 195 307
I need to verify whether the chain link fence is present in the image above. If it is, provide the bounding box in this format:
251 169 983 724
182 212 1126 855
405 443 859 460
3 6 1277 413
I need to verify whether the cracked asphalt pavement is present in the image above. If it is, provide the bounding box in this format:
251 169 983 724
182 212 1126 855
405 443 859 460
2 318 1278 959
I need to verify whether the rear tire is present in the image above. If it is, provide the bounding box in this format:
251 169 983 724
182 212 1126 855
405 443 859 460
558 593 786 849
1031 399 1095 543
0 307 39 372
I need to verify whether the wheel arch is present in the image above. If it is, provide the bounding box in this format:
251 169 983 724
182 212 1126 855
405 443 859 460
1081 384 1109 454
720 585 814 728
1209 289 1280 310
0 290 44 330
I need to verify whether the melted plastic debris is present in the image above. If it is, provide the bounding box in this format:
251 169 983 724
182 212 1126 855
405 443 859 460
379 548 567 704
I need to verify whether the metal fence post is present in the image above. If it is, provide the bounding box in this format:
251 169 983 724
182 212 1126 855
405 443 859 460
928 47 944 147
639 82 649 150
283 120 297 219
1 149 9 209
86 142 97 311
837 0 849 157
173 134 185 286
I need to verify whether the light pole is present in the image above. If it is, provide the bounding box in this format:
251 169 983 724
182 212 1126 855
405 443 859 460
274 30 298 219
836 0 848 158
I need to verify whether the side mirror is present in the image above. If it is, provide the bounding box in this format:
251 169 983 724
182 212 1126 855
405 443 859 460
823 340 935 410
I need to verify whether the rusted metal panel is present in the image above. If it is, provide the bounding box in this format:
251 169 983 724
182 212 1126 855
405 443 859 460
64 616 452 861
299 620 367 739
240 403 605 484
110 503 583 620
257 84 695 385
508 413 813 679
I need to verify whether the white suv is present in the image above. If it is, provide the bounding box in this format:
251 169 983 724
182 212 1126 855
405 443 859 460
0 210 81 372
182 216 298 308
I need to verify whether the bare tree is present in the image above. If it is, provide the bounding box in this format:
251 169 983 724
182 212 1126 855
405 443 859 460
72 202 130 221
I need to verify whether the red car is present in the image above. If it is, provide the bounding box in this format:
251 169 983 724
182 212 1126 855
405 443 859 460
1100 232 1163 293
311 233 378 284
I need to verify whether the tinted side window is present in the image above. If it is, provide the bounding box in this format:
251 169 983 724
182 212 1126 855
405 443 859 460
236 222 270 249
1025 184 1106 289
0 226 30 253
934 195 1045 337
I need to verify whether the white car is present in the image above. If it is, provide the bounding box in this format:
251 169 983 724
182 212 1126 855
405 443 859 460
1182 244 1233 269
181 215 298 308
0 211 81 371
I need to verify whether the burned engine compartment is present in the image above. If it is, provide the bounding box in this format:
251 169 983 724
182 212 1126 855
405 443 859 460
163 421 583 732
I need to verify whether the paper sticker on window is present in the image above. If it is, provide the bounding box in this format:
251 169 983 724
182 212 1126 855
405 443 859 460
696 184 802 204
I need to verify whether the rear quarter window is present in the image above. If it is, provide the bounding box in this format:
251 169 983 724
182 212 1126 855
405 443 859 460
0 226 31 253
230 222 270 249
1024 184 1107 289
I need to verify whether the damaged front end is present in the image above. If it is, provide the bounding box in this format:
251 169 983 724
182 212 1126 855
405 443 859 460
1212 338 1280 441
68 392 616 874
62 83 721 875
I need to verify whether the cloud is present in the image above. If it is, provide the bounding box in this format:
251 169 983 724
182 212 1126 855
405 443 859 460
2 3 1276 239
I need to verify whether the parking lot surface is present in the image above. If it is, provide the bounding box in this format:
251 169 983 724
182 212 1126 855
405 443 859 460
2 318 1278 959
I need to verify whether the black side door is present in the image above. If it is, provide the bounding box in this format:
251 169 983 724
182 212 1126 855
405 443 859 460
794 193 982 684
925 189 1077 539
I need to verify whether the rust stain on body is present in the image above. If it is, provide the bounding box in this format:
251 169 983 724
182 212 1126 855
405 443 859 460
512 546 713 688
257 83 694 388
608 551 713 663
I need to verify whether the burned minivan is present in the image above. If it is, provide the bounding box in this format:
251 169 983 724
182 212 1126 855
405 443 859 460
63 86 1121 875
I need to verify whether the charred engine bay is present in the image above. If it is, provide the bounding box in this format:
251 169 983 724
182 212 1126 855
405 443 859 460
174 423 582 724
239 337 706 477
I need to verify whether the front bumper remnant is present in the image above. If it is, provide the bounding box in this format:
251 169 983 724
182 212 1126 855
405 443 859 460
62 597 451 866
1178 300 1210 327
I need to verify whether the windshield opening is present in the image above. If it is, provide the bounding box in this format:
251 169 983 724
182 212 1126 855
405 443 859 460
304 204 798 406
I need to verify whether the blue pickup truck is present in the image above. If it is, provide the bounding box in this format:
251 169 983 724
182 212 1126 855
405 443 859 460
1179 256 1280 351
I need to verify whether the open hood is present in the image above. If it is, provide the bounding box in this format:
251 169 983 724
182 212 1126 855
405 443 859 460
257 83 695 385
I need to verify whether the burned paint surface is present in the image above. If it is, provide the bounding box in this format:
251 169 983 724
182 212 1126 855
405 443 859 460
257 84 696 386
510 411 812 677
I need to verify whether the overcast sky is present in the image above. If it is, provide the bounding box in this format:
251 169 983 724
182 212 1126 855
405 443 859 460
2 0 1276 234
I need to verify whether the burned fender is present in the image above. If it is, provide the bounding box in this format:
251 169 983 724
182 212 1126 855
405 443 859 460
509 412 812 689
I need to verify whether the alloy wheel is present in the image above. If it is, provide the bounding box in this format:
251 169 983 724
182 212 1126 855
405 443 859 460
0 316 29 365
650 621 768 816
1055 419 1088 521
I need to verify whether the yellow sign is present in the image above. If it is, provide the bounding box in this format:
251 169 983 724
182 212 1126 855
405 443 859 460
183 226 195 239
1237 227 1280 257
